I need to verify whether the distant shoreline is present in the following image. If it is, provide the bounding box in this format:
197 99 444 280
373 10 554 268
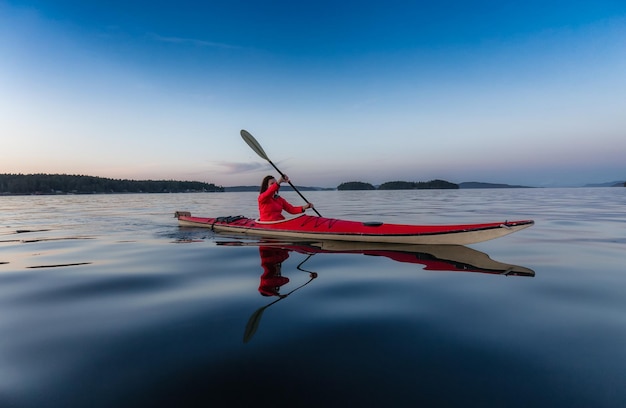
3 185 624 196
1 174 623 195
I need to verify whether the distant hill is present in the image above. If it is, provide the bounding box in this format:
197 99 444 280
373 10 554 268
378 180 459 190
583 181 625 187
459 182 533 189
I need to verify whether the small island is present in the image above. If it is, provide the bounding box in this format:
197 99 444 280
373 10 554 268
337 181 377 190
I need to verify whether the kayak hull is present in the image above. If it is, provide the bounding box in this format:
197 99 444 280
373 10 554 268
218 240 535 277
175 212 534 245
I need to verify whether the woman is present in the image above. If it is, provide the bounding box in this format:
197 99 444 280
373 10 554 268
258 174 314 221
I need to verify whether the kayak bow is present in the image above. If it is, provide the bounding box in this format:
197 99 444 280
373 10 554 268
175 212 534 245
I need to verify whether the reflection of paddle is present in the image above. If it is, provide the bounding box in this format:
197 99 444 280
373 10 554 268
243 266 317 343
240 129 322 217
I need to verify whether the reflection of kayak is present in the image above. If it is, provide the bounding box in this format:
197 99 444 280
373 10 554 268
306 241 534 277
241 241 533 344
218 240 535 277
175 212 533 245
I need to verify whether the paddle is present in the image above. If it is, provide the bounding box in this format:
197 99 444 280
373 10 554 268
243 264 317 344
240 129 322 217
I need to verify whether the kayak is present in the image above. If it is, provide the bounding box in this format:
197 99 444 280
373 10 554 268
175 211 534 245
218 240 535 277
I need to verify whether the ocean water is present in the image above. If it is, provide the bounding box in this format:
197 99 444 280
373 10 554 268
0 188 625 407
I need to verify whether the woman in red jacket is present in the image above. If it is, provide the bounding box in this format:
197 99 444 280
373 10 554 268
258 174 314 221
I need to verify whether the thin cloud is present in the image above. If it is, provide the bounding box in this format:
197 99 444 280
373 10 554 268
148 33 241 49
214 161 268 173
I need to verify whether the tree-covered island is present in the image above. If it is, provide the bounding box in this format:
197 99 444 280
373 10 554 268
0 174 224 195
337 181 376 190
338 180 459 190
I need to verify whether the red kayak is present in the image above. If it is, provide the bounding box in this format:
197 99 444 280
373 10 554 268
175 212 533 245
218 240 535 277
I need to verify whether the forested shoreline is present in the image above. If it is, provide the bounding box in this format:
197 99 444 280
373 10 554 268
0 174 223 195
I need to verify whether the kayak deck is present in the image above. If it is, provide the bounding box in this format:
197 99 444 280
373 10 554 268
175 212 534 245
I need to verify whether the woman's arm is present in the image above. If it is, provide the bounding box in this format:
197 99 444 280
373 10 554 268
280 198 305 215
258 181 280 204
280 199 314 215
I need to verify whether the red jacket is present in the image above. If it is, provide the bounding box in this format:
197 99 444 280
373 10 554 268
258 182 304 221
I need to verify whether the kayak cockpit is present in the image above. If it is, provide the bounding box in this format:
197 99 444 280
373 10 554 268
254 213 306 224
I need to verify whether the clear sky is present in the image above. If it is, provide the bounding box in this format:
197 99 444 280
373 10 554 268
2 1 625 188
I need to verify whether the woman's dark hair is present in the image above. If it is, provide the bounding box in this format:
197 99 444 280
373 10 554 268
260 175 275 193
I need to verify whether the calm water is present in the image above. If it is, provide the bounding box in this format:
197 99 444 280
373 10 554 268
1 189 625 407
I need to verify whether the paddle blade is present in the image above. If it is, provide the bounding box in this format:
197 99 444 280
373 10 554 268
241 129 269 161
243 305 267 343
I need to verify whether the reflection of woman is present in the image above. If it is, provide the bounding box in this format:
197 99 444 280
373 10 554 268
258 247 291 297
258 175 314 221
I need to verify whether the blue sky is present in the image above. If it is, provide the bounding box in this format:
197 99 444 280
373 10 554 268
2 1 625 187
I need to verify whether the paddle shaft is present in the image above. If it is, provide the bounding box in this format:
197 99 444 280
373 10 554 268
266 159 322 217
241 129 322 217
